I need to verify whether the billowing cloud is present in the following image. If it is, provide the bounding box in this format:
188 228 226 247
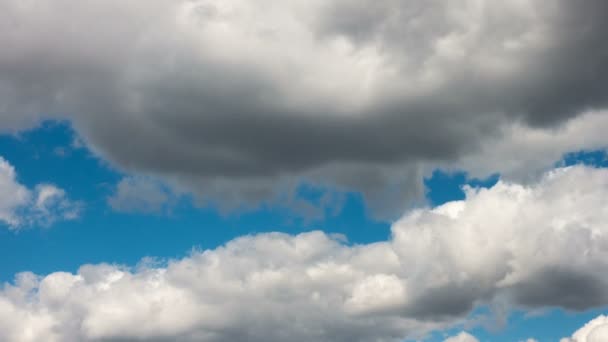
1 165 607 341
0 156 81 229
561 316 608 342
1 0 608 215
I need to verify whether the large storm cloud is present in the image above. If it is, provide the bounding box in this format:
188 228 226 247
1 0 608 214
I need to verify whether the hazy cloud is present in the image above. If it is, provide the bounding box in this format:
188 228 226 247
108 177 175 214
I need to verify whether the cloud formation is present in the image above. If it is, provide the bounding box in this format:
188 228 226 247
1 165 607 341
1 0 608 215
0 157 80 229
561 316 608 342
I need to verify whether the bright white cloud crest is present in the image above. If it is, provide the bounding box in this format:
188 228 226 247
1 165 607 341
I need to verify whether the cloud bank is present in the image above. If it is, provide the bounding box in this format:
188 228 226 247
1 0 608 215
0 157 80 229
1 165 607 341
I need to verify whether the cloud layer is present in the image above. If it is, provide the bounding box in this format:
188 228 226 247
1 165 607 341
0 157 80 229
1 0 608 214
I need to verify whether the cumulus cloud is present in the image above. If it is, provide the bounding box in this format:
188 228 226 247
1 165 607 341
561 316 608 342
1 0 607 215
0 156 81 229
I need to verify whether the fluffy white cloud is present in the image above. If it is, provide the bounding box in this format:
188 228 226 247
0 165 607 341
444 332 479 342
0 156 81 229
561 316 608 342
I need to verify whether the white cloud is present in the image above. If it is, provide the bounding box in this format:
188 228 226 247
449 110 608 183
0 165 607 341
561 316 608 342
0 156 81 229
0 157 31 226
444 332 479 342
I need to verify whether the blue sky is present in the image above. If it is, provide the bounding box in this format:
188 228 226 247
1 123 606 342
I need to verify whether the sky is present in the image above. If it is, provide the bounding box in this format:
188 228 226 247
0 1 608 341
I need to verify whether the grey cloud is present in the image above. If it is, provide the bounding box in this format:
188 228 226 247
1 0 608 215
510 267 608 311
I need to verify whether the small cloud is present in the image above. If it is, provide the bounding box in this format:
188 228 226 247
30 184 83 226
52 146 69 158
0 156 82 230
108 177 175 214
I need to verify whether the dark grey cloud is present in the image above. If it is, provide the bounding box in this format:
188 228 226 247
511 267 608 311
1 0 608 215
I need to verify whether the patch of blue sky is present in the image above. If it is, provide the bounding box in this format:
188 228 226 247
561 149 608 168
424 307 608 342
